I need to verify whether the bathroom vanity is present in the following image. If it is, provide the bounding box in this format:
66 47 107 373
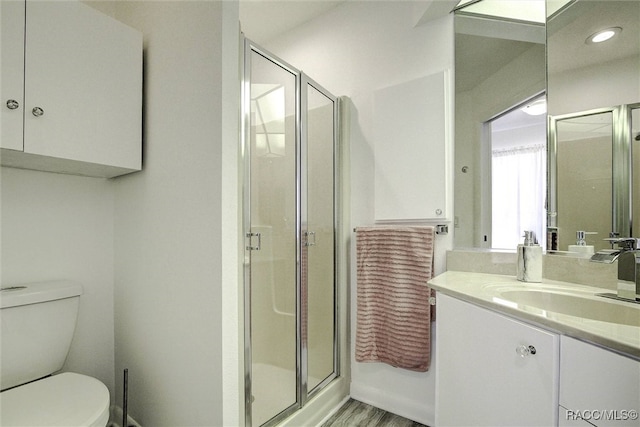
430 271 640 427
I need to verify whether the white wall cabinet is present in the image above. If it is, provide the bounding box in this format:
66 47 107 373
373 70 451 221
1 0 142 178
559 336 640 427
1 0 26 152
435 292 559 426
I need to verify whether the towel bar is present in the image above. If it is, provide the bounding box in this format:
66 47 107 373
353 225 448 234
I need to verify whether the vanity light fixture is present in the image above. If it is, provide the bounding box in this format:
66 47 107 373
521 98 547 116
586 27 622 44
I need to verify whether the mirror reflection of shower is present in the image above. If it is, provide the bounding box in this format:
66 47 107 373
553 110 613 253
633 106 640 239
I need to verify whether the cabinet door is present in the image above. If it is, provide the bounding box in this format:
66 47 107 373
435 293 559 426
560 406 596 427
373 70 450 221
1 0 25 151
560 336 640 427
23 1 141 170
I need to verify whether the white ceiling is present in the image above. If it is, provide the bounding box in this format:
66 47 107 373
238 0 460 43
239 0 346 43
547 0 640 75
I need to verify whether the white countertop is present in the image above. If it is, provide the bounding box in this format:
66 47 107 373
428 271 640 359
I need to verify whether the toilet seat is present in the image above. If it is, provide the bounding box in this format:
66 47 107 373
0 372 110 427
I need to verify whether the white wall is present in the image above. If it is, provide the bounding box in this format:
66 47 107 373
0 167 116 396
548 56 640 115
265 2 454 424
2 1 240 424
220 2 243 425
106 2 234 425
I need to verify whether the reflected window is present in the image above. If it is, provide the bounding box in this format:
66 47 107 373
252 84 287 157
490 95 547 249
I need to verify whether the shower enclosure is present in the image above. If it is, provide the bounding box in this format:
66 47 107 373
242 39 340 426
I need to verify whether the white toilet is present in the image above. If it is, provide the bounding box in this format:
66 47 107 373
0 281 110 427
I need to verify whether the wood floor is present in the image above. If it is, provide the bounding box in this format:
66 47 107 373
321 399 429 427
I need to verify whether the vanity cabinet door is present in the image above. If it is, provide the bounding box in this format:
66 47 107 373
435 292 559 427
1 0 142 178
560 407 596 427
560 336 640 427
1 0 26 151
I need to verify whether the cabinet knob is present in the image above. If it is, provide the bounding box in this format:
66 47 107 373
516 345 537 357
32 107 44 117
435 209 443 215
6 99 19 110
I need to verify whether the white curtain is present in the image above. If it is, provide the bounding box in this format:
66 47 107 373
492 144 546 250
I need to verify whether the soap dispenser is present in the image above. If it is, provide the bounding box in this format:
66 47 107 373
517 230 542 282
567 231 595 255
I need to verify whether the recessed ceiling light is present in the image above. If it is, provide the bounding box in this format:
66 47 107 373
521 98 547 116
586 27 622 44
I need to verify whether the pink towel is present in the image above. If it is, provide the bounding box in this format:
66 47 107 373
355 226 435 372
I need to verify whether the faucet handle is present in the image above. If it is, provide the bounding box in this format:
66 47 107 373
603 237 640 250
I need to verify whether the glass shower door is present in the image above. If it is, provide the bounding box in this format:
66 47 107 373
245 44 299 427
302 79 337 395
244 39 340 427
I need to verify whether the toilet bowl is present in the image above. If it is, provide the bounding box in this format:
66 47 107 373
0 372 110 427
0 281 110 427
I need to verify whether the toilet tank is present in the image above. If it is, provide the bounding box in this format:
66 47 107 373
0 281 83 391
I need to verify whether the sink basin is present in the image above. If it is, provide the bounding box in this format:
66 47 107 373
499 290 640 327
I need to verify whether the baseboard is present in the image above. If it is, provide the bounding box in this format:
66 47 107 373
315 395 351 426
279 377 350 427
350 382 435 426
108 405 142 427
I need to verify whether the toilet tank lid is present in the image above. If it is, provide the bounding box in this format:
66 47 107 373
0 281 83 309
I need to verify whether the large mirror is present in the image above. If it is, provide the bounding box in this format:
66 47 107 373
453 2 546 250
547 0 640 252
454 0 640 252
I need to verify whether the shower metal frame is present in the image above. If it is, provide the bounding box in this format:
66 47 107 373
241 37 340 427
547 104 636 246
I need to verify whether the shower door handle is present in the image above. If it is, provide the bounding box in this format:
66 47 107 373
305 231 316 247
246 232 262 251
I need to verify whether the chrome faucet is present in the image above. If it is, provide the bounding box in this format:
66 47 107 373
614 238 640 301
591 237 637 263
591 237 640 303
